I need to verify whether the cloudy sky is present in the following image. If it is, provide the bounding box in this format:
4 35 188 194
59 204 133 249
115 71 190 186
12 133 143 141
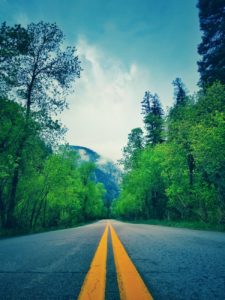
0 0 201 161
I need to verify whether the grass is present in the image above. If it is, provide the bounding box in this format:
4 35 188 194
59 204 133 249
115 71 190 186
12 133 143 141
123 219 225 232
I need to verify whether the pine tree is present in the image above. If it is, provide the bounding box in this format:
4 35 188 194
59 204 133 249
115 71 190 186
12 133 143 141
141 91 151 115
172 77 187 106
197 0 225 86
141 92 164 145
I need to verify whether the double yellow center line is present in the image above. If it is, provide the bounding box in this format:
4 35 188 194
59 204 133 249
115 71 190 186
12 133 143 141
78 223 153 300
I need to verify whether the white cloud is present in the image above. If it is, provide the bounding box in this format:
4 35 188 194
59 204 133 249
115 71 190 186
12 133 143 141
61 37 159 161
78 149 90 161
97 156 111 166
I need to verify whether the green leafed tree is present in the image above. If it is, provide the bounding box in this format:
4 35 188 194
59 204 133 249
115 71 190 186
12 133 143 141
14 149 105 230
120 127 144 172
0 97 51 228
0 22 82 228
114 144 167 220
0 98 25 227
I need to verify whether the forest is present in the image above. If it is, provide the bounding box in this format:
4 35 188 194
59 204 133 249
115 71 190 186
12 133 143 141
113 1 225 227
0 22 106 233
0 0 225 234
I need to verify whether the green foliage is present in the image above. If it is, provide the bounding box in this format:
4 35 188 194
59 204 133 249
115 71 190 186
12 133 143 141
0 22 105 232
0 21 83 228
114 82 225 226
15 151 105 230
119 127 143 172
115 145 167 220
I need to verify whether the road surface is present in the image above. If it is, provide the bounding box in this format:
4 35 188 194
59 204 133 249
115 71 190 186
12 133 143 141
0 220 225 299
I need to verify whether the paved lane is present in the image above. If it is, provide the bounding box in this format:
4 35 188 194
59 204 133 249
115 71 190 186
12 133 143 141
1 220 225 299
0 221 107 299
112 220 225 300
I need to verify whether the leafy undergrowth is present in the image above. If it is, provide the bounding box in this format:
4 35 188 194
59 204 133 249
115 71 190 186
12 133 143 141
124 219 225 232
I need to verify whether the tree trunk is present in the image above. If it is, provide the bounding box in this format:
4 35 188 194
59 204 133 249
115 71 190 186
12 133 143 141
5 166 20 228
5 133 27 228
4 79 34 229
187 153 195 187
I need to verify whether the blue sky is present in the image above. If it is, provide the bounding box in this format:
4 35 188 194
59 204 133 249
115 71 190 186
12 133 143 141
0 0 201 160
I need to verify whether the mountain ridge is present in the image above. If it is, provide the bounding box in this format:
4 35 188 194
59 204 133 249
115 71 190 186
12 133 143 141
69 145 121 205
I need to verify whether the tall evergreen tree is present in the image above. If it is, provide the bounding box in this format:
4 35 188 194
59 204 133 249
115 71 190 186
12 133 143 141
197 0 225 86
141 92 164 145
141 91 151 115
168 78 188 127
172 77 187 106
168 79 195 187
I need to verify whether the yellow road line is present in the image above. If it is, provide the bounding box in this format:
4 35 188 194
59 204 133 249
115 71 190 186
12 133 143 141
78 225 108 300
110 224 154 300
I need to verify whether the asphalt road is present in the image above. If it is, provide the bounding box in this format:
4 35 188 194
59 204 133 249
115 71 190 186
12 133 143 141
0 221 107 300
0 220 225 299
111 220 225 300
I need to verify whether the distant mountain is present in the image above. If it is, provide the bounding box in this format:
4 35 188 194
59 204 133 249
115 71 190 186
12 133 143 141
70 146 100 162
70 146 121 204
